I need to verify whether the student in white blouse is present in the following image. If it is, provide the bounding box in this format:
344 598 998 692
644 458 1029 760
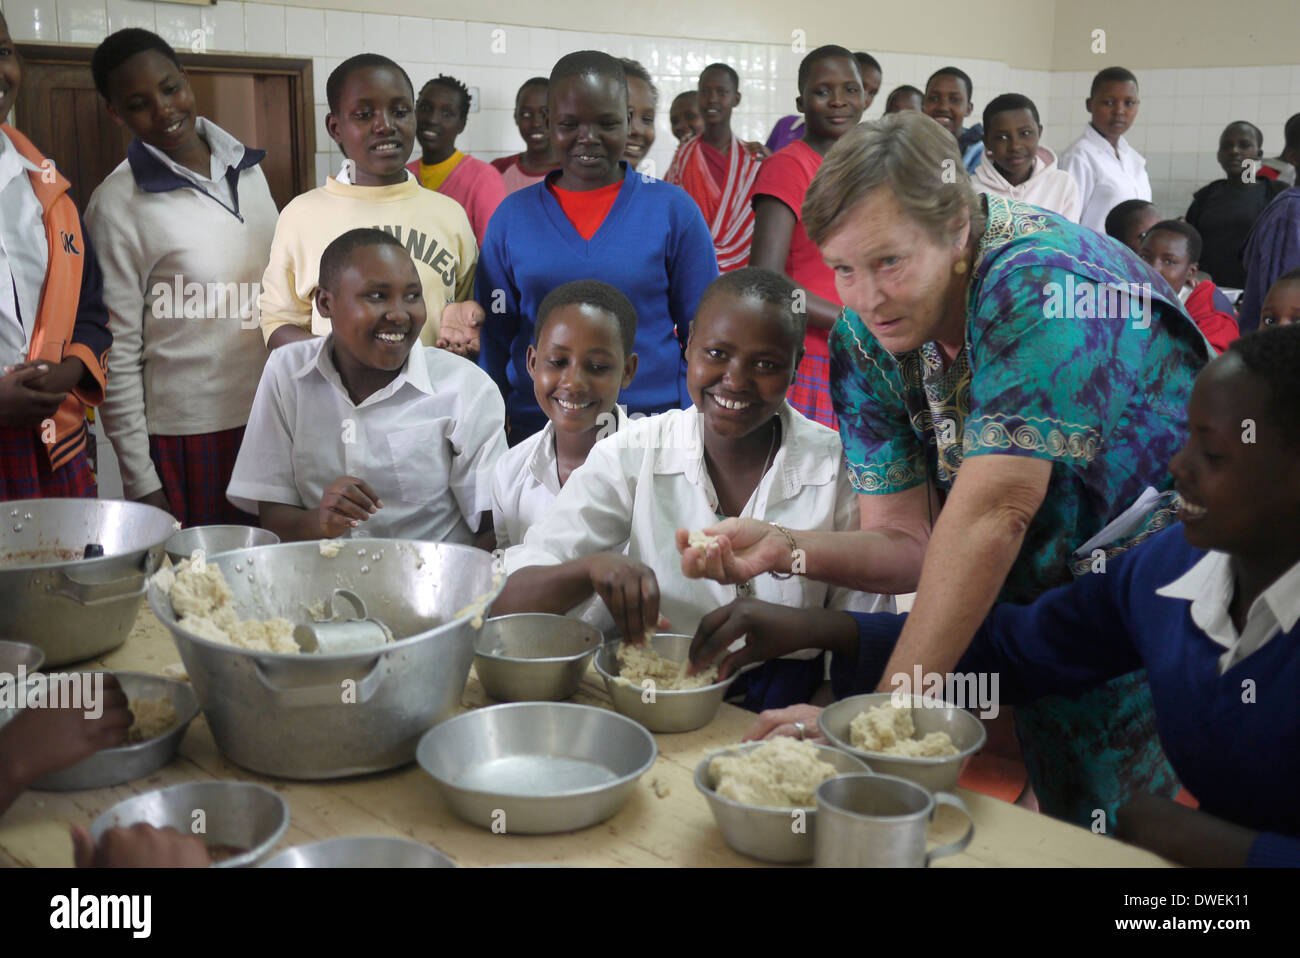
227 229 505 544
494 268 891 710
491 280 639 549
1058 67 1152 234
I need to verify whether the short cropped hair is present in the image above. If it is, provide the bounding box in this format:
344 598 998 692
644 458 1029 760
92 28 181 98
927 66 972 102
535 280 639 357
853 52 882 76
983 93 1040 130
619 58 658 105
515 76 549 108
700 62 739 91
696 267 807 345
1090 66 1139 96
798 45 857 91
1228 324 1300 448
420 74 472 122
327 54 414 114
1104 199 1157 242
1145 219 1202 263
551 51 628 105
803 112 986 248
1222 120 1264 151
318 228 408 291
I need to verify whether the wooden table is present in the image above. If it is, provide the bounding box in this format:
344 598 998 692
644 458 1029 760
0 609 1172 867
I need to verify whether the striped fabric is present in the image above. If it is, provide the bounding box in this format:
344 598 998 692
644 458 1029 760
0 426 97 500
787 352 838 430
665 135 762 271
149 425 256 528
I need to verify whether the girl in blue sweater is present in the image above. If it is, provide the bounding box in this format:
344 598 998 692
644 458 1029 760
685 326 1300 867
476 51 718 442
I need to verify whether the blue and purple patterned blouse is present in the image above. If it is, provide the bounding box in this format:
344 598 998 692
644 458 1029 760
830 194 1209 603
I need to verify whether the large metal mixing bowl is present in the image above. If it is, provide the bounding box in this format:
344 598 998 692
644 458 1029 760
147 539 501 779
0 499 176 665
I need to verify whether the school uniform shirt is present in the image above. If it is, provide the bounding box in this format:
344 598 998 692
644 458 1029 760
1237 186 1300 334
406 152 507 246
1184 179 1288 290
0 130 50 365
837 525 1300 866
85 118 278 500
1058 124 1153 233
972 145 1082 223
491 405 631 549
490 153 552 194
227 336 506 543
503 402 893 636
477 163 719 440
257 171 477 346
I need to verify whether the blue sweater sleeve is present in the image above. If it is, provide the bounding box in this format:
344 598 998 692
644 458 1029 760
72 213 113 363
475 208 521 396
664 193 719 349
837 548 1146 703
1247 831 1300 867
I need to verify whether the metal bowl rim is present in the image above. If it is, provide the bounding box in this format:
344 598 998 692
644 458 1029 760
818 694 989 765
164 525 280 561
693 741 872 813
416 701 659 801
146 538 504 662
260 835 457 868
593 639 738 696
0 498 174 572
66 670 200 756
0 639 46 673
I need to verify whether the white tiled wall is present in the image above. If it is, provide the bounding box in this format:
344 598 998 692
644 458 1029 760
6 0 1299 218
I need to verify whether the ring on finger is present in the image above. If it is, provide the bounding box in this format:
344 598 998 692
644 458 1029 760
794 721 806 740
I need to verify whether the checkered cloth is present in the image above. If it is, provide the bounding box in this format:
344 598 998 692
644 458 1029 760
0 425 97 500
149 425 257 528
787 351 838 430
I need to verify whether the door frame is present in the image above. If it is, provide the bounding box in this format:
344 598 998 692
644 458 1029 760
14 43 315 197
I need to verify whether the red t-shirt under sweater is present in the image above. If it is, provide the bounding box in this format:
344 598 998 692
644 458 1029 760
547 178 623 240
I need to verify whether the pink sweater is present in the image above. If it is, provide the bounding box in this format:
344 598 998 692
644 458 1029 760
406 154 506 245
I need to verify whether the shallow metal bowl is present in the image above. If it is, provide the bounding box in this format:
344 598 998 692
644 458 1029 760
593 633 736 733
695 742 872 864
473 613 601 702
819 693 987 793
91 781 289 868
417 702 657 834
164 525 279 563
261 836 455 868
31 671 199 791
0 639 44 676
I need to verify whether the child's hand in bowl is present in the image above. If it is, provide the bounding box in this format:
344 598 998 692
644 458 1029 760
72 823 212 868
676 519 791 584
584 553 666 643
319 476 382 537
0 673 132 789
688 598 853 679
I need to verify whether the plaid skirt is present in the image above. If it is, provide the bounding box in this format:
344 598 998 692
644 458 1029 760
0 426 97 500
787 351 838 430
149 426 257 528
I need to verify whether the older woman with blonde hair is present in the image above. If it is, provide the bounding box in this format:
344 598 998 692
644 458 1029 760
679 111 1210 827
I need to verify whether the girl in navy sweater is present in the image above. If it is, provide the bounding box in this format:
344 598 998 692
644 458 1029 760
686 326 1300 867
476 51 718 442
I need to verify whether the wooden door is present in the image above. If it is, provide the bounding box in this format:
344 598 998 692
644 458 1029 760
13 45 313 212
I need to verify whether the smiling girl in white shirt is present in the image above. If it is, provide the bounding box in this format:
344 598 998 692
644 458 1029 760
1059 67 1152 233
493 267 891 710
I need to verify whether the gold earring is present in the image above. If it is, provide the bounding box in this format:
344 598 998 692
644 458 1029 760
953 259 968 276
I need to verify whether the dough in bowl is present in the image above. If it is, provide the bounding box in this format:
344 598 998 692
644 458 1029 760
710 737 839 807
849 703 958 757
615 642 719 690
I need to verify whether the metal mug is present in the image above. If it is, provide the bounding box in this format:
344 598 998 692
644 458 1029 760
813 773 974 867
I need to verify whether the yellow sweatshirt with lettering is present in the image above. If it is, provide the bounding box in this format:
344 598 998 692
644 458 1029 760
258 175 477 345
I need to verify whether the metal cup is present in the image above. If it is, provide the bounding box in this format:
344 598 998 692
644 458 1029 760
813 773 974 867
292 588 394 653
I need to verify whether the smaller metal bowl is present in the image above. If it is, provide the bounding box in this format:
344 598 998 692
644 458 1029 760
164 525 279 563
91 781 289 868
417 702 657 834
262 836 456 868
819 693 987 794
30 672 200 791
0 639 44 675
473 613 601 702
695 742 872 864
594 633 737 733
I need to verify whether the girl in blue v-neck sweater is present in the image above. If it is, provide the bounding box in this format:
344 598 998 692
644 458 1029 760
477 52 717 442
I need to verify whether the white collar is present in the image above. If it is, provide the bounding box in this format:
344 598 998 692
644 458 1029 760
292 335 434 405
1156 550 1300 653
1081 123 1132 159
652 403 839 502
0 129 44 191
142 117 245 183
529 405 630 493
